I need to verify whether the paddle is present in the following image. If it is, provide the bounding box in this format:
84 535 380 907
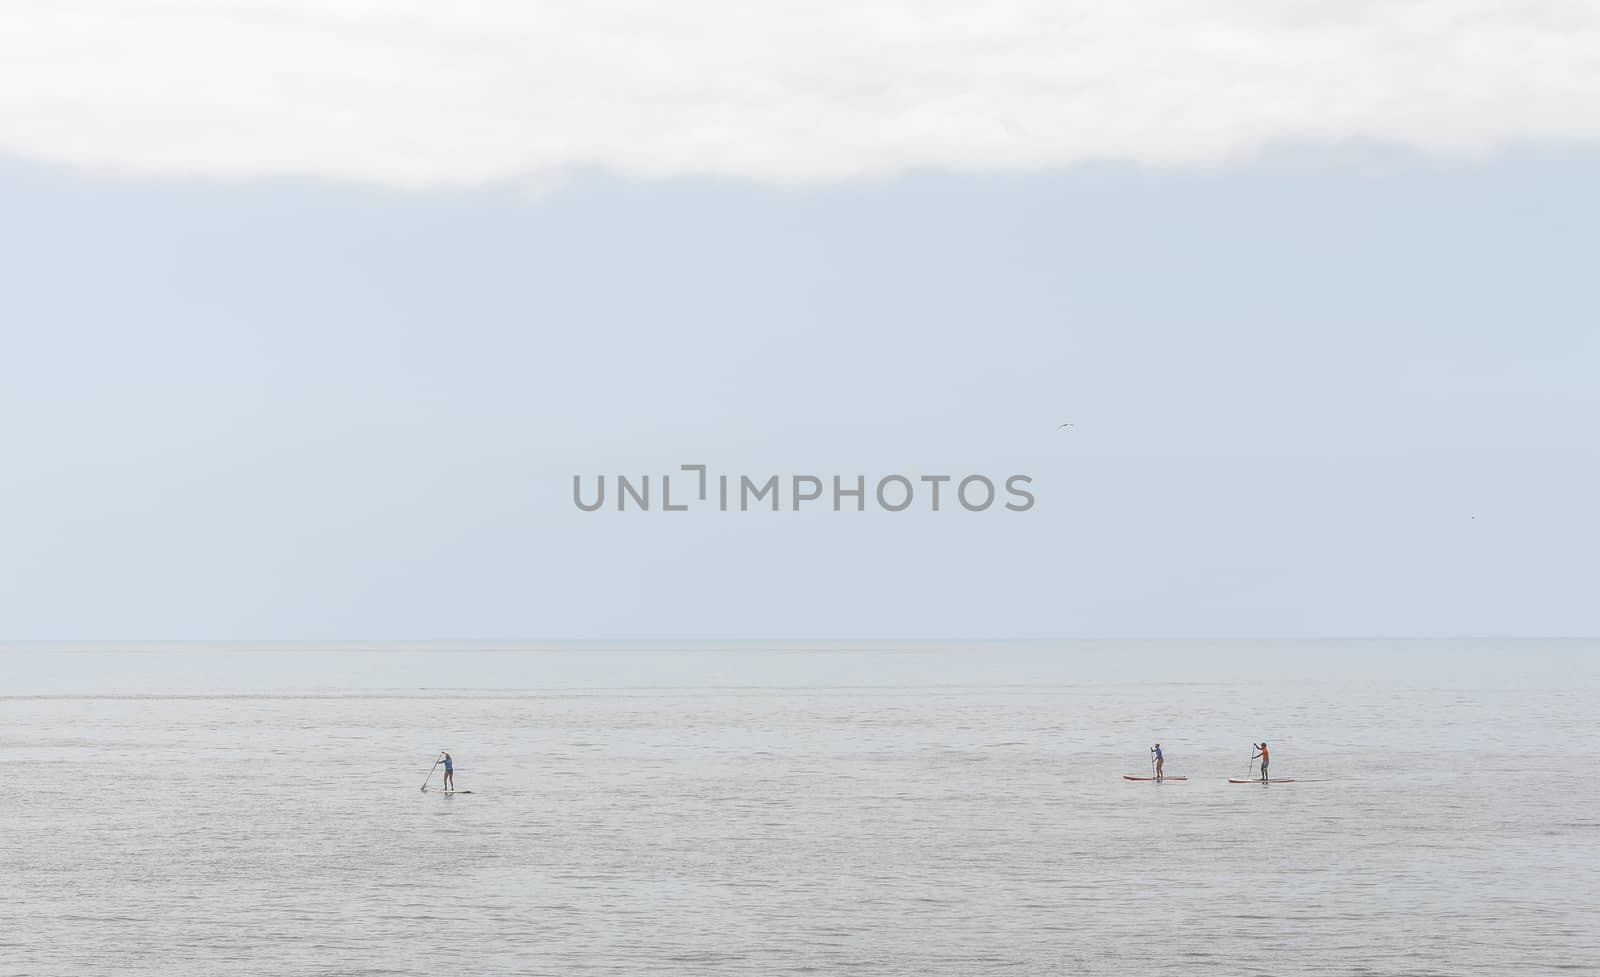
420 758 441 792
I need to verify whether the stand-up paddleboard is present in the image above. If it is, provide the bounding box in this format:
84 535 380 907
422 787 474 794
1123 775 1187 781
1227 778 1296 784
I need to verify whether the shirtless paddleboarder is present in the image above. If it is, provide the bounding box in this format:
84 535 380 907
1252 742 1270 781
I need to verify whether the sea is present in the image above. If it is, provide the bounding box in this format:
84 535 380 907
2 641 1595 976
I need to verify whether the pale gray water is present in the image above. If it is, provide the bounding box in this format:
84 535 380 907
2 643 1597 976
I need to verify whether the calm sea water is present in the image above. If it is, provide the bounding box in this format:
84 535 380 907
2 642 1596 976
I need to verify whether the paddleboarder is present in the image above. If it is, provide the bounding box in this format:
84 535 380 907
1252 742 1269 781
440 751 455 791
1151 743 1165 779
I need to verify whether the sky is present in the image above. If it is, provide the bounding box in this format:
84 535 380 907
0 3 1596 640
4 2 1598 186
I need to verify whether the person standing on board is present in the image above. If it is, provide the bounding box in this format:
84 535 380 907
1253 742 1269 781
440 751 455 791
1151 743 1165 779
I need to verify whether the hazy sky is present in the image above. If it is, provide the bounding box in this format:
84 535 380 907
0 4 1595 639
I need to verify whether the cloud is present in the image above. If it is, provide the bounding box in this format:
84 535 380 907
1 0 1596 189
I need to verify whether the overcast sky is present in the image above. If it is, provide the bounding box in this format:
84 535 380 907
4 1 1599 186
0 3 1595 639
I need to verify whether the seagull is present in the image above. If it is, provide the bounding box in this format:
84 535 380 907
1057 423 1074 429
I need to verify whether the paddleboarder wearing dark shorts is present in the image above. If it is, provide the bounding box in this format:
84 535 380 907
1253 742 1269 781
440 751 455 791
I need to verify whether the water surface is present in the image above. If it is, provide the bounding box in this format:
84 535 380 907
2 642 1595 975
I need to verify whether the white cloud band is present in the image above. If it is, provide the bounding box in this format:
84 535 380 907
1 0 1596 188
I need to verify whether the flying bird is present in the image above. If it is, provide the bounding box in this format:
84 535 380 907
1057 423 1074 429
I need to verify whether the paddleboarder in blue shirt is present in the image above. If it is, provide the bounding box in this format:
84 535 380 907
440 751 455 791
1151 743 1165 779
